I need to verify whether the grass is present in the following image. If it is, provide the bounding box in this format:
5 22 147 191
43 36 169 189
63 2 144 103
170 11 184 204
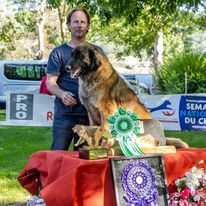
165 130 206 148
0 126 52 206
0 109 206 205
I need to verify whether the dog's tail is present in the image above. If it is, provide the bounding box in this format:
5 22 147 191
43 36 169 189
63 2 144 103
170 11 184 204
166 137 189 148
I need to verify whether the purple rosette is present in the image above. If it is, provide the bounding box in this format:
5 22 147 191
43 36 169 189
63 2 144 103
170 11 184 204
121 161 158 206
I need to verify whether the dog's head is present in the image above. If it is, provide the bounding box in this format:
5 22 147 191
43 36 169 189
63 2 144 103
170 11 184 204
67 43 101 78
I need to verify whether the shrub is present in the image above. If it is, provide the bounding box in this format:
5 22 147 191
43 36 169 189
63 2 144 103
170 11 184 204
156 51 206 94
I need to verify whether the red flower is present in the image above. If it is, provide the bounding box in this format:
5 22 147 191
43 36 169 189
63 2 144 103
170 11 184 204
181 188 191 199
197 199 202 206
179 199 189 206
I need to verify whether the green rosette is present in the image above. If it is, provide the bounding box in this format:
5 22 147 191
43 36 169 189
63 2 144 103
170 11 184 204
107 107 144 156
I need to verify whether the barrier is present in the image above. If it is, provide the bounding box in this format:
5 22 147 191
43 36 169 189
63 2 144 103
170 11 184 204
0 92 205 131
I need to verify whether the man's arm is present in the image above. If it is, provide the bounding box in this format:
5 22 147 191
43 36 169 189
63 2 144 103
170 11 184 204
46 74 77 106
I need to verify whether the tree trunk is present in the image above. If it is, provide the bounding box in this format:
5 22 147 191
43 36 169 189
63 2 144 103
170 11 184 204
57 6 65 43
153 29 164 69
36 0 47 60
57 2 70 44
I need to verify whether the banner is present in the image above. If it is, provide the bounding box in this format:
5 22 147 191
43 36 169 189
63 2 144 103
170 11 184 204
142 93 206 131
179 95 206 131
0 92 206 131
3 93 54 126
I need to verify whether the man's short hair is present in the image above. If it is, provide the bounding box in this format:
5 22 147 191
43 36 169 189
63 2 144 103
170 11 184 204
66 8 90 25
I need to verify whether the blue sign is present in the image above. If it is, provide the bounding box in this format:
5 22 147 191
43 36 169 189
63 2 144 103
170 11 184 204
179 95 206 130
10 93 34 120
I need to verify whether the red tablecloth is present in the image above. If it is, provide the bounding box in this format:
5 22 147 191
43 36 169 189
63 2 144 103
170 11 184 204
18 148 206 206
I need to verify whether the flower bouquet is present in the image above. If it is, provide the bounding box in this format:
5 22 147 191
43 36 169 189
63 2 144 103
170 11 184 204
170 161 206 206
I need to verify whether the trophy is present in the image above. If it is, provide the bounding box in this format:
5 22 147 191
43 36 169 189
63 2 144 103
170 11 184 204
73 125 109 160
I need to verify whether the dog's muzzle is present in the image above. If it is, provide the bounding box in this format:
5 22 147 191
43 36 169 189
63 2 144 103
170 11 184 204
66 65 82 78
65 64 71 72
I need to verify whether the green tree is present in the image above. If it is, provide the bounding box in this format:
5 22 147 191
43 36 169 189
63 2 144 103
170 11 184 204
1 0 205 61
0 12 39 59
156 51 206 94
13 0 47 59
0 17 16 59
91 0 205 67
47 0 71 43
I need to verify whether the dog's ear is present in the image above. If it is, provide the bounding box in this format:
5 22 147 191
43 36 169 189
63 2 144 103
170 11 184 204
89 47 101 71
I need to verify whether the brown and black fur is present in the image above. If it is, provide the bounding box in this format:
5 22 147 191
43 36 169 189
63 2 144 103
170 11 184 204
68 43 151 129
67 43 188 148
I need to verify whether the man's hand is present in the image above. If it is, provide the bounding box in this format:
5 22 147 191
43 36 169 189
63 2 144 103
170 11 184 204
61 91 77 106
47 74 77 106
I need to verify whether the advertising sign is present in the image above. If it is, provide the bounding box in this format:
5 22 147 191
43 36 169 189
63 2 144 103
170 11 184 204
142 94 206 131
5 93 54 126
179 95 206 131
1 92 205 131
10 93 34 120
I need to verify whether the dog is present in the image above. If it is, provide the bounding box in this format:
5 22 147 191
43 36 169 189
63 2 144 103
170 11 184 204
72 124 103 147
67 42 188 149
72 124 116 149
68 43 151 127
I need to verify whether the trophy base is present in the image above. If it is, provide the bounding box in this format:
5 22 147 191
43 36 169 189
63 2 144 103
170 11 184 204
79 146 109 160
141 146 176 154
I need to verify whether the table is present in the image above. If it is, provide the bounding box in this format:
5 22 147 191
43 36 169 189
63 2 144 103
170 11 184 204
18 148 206 206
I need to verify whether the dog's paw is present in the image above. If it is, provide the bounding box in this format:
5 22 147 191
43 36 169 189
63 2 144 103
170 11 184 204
135 134 159 147
166 137 189 148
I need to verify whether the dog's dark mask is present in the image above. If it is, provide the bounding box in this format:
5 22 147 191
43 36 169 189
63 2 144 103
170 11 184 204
66 43 101 79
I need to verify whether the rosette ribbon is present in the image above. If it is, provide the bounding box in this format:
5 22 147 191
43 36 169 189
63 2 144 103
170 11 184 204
121 161 158 206
124 190 158 206
107 107 144 156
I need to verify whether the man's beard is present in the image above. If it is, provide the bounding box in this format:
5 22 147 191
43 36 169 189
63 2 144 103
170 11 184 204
74 30 87 38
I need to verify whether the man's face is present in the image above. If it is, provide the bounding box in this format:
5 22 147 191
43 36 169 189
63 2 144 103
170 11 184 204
68 11 89 39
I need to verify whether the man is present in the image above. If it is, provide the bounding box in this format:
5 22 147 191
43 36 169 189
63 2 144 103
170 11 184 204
46 8 103 150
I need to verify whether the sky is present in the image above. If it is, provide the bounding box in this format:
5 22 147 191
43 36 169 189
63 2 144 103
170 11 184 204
0 0 15 14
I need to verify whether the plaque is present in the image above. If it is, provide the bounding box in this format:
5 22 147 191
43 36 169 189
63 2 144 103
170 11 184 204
79 146 108 160
111 155 169 206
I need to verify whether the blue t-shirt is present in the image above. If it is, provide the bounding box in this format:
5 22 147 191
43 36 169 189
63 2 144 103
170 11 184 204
47 43 88 116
